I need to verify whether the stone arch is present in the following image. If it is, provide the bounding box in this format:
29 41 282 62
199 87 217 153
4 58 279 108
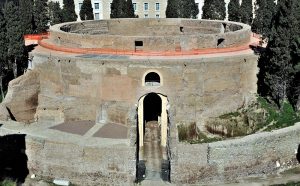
142 70 163 86
137 92 168 147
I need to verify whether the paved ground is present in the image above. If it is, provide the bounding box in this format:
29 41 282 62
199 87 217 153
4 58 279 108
50 120 95 136
93 122 128 139
0 120 129 148
49 120 129 139
143 121 163 181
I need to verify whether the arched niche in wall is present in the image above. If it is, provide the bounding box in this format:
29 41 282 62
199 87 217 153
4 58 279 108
142 70 163 86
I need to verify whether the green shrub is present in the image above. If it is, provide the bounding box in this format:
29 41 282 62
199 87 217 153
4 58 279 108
257 97 300 131
0 179 16 186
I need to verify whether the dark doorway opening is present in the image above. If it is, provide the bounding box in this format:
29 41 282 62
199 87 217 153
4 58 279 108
143 93 162 122
0 134 29 183
136 93 170 183
145 72 160 86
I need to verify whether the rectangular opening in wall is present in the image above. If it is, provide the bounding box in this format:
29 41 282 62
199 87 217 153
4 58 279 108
135 41 143 52
180 26 184 32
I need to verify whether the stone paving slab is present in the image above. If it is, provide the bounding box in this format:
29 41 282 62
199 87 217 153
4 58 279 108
93 123 128 139
50 120 95 136
0 120 129 147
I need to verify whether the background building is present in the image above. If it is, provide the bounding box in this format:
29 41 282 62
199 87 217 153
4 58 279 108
49 0 256 21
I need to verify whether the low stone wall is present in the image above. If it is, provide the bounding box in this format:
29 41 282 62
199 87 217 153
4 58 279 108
171 122 300 184
0 127 136 185
49 19 251 52
27 139 135 185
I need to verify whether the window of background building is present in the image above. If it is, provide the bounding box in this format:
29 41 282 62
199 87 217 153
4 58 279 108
133 3 137 11
79 3 83 10
144 14 148 18
144 3 148 11
195 3 199 18
95 13 99 20
94 3 99 9
155 3 160 11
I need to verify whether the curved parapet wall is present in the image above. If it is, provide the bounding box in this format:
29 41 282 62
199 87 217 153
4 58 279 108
47 19 251 52
171 122 300 184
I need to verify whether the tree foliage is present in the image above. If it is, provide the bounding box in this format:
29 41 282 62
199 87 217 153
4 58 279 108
80 0 94 20
48 1 63 25
126 0 135 18
258 0 300 109
0 9 7 100
3 1 25 78
166 0 179 18
166 0 199 18
0 9 7 64
252 0 276 37
228 0 240 22
110 0 136 18
180 0 199 18
240 0 253 24
4 1 24 61
19 0 34 34
202 0 226 20
62 0 77 22
33 0 49 33
110 0 126 18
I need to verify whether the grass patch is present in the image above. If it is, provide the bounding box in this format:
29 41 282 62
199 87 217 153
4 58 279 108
257 97 300 131
0 179 16 186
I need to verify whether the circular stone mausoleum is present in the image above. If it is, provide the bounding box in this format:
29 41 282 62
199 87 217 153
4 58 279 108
44 19 251 53
1 19 298 185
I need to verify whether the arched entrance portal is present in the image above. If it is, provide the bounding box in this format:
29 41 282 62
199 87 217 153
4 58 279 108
137 93 170 181
137 93 168 148
143 93 161 122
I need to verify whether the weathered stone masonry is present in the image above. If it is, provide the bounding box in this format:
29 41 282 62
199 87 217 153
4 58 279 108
171 122 300 184
0 19 275 184
30 52 258 127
